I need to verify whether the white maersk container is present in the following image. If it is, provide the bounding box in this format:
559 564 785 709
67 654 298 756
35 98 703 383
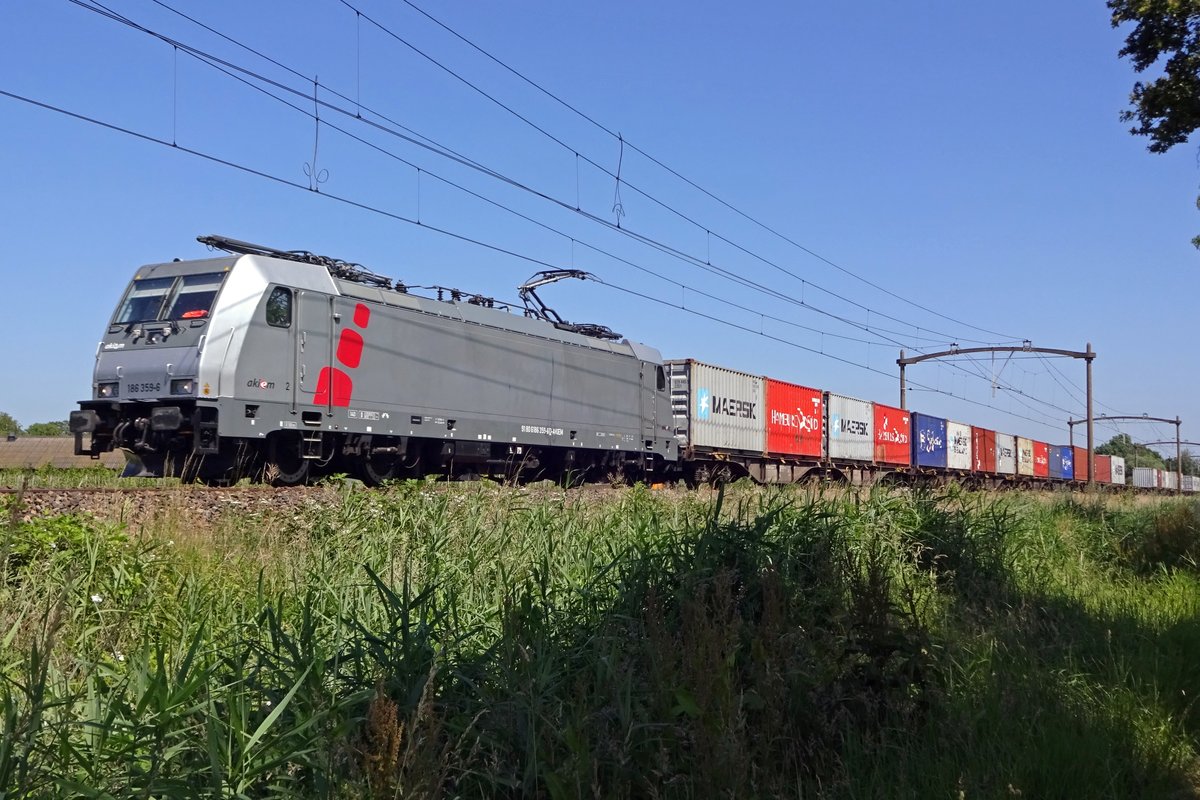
1132 466 1157 489
825 392 874 462
946 421 972 471
995 433 1017 474
1016 436 1034 477
1164 471 1179 491
1184 475 1199 493
1110 456 1126 485
668 360 765 453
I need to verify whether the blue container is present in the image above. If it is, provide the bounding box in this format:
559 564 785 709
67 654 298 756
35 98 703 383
911 413 948 468
1049 445 1074 480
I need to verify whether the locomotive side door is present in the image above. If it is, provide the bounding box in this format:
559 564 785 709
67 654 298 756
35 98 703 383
294 290 335 412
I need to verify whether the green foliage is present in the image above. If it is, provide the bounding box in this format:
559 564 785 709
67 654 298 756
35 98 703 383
1 486 1199 798
1109 0 1200 247
1164 449 1200 476
1109 0 1200 154
1098 432 1166 471
22 421 69 437
0 412 18 436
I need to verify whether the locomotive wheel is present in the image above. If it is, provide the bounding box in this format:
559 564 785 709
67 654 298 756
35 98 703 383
358 441 400 486
264 433 310 486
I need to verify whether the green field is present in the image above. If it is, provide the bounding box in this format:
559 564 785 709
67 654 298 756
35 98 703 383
3 477 1199 798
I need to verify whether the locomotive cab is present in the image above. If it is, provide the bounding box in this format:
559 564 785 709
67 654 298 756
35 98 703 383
70 258 236 477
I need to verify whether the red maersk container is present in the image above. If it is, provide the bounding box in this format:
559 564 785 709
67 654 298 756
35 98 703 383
873 403 911 465
972 427 997 473
764 379 824 458
1094 454 1113 484
1033 441 1050 478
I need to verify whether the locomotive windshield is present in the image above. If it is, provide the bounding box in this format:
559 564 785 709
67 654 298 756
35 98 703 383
114 272 227 324
165 273 224 320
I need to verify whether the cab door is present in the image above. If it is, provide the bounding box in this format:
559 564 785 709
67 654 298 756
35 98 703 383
295 290 335 411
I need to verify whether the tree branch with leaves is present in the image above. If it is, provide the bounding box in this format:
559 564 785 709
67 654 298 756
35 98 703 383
1109 0 1200 246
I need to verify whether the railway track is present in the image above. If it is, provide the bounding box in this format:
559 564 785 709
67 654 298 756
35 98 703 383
2 483 327 525
0 484 318 495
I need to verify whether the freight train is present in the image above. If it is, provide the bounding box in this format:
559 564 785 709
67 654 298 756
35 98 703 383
69 236 1193 492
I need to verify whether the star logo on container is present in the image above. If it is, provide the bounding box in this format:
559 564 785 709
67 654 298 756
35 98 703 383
697 388 711 420
830 413 840 437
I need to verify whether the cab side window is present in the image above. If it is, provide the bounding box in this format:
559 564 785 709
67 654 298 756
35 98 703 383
656 365 667 392
266 287 292 327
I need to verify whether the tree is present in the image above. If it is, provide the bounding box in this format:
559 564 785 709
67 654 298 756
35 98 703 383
0 412 19 436
1110 0 1200 152
1109 0 1200 246
1164 449 1200 476
24 420 70 437
1096 433 1167 469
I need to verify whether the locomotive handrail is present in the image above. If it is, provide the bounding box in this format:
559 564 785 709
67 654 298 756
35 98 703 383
197 234 395 289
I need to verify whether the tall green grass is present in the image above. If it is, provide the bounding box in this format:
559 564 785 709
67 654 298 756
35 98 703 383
2 482 1199 797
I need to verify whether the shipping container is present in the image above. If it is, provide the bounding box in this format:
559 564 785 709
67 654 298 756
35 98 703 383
1032 441 1050 478
873 403 911 465
972 427 997 473
1048 445 1074 480
825 393 874 463
1132 466 1157 489
911 413 948 469
1073 447 1089 482
1110 456 1126 485
764 378 823 458
946 421 972 471
1016 437 1034 477
1184 475 1198 493
669 360 765 453
1094 454 1112 484
1165 470 1179 491
996 433 1017 475
1155 468 1164 488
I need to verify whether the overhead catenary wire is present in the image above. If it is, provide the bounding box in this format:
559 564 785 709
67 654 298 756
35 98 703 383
114 0 1110 421
34 0 1095 435
115 0 1022 350
336 0 1027 344
0 85 1070 436
55 0 1090 431
68 0 1004 357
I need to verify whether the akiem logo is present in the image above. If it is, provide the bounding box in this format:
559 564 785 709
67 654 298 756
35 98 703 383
697 388 711 420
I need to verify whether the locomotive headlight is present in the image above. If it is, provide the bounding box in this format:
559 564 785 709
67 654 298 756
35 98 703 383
96 382 119 398
170 378 195 395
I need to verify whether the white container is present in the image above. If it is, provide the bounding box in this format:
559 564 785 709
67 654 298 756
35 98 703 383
1132 466 1157 489
946 421 972 471
995 433 1017 475
1164 471 1179 491
825 392 874 463
1110 456 1126 485
1016 436 1034 477
669 360 765 453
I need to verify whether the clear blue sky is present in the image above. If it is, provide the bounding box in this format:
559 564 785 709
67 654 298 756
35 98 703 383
1 0 1195 452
